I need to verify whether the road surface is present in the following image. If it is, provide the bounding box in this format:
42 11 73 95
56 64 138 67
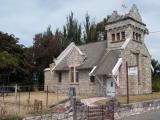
122 110 160 120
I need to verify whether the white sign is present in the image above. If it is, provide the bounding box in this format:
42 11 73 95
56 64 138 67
128 67 138 75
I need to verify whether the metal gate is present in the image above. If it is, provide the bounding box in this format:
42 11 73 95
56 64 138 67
87 104 114 120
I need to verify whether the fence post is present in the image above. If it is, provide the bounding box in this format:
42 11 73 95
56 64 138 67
102 105 104 120
126 61 129 104
69 87 77 120
111 98 116 120
6 85 8 96
2 85 4 102
46 85 48 108
18 86 20 113
73 95 77 120
28 86 31 104
113 101 114 120
57 87 59 103
87 106 89 120
15 84 17 103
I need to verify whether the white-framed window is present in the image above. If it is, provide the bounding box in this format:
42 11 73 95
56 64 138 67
70 67 79 83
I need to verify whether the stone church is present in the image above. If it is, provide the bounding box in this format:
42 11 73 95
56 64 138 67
44 4 152 96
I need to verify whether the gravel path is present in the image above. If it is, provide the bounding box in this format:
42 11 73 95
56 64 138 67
121 110 160 120
80 97 107 106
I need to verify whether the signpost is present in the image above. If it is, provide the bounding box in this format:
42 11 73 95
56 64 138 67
126 62 139 104
126 62 129 104
128 67 138 75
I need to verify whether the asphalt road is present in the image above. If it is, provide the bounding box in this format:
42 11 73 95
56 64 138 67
121 110 160 120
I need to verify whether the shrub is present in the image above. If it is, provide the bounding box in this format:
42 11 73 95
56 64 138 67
152 80 160 92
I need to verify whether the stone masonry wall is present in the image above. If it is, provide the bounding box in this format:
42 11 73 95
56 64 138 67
117 39 151 95
106 19 145 50
45 69 97 96
105 17 151 95
115 99 160 119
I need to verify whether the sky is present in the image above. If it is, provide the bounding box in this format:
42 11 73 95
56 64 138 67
0 0 160 61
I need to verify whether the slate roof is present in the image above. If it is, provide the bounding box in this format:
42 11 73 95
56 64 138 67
93 50 120 75
54 40 107 71
78 40 107 69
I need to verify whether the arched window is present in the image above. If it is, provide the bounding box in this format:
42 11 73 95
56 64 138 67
121 32 125 40
112 34 115 41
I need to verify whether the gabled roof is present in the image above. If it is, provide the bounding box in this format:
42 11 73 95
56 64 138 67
93 50 120 75
53 42 85 68
78 40 107 69
54 40 107 71
53 42 85 71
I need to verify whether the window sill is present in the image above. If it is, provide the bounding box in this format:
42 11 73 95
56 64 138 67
69 83 79 85
111 40 125 43
89 83 95 85
133 40 142 44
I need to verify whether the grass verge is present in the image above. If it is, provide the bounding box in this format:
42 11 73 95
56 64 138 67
95 92 160 105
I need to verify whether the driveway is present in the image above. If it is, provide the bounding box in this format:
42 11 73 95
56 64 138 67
121 110 160 120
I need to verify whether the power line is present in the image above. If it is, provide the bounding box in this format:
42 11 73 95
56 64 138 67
149 31 160 34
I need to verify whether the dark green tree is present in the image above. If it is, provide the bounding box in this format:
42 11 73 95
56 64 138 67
63 12 82 46
151 59 160 92
96 17 109 40
152 59 160 80
0 31 33 85
83 13 97 43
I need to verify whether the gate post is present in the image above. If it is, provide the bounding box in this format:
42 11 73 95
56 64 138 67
106 97 117 120
69 87 77 120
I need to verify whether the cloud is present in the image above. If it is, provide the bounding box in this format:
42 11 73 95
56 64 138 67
0 0 124 46
0 0 160 60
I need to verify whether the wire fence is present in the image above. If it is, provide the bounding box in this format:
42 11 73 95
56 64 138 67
0 85 160 119
0 85 98 119
0 85 70 119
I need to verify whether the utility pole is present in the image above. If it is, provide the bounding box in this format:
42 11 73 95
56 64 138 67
126 61 129 104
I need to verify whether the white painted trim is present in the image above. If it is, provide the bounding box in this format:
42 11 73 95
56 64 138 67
89 66 97 76
112 58 122 75
52 66 56 71
121 37 131 49
112 74 120 87
112 58 122 87
54 42 75 65
44 68 50 71
52 42 85 71
75 46 85 55
151 65 154 72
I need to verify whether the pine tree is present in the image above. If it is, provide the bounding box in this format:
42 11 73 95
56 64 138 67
63 12 82 45
83 13 97 43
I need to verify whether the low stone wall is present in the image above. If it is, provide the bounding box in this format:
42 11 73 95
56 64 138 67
23 99 160 120
115 99 160 119
23 112 73 120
